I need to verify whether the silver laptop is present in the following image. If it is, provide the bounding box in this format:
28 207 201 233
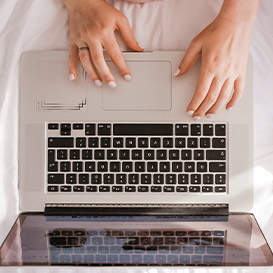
0 50 272 267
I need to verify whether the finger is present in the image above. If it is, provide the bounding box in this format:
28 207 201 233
226 76 245 110
174 39 202 77
78 48 102 87
116 16 143 52
193 77 224 118
205 78 234 117
88 41 116 87
186 67 214 115
102 34 131 80
68 44 79 80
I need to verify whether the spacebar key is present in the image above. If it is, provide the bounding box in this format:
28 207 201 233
48 137 74 147
114 124 173 136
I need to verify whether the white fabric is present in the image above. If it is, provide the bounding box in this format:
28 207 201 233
0 0 273 272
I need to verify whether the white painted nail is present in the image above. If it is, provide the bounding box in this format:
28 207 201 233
193 116 200 121
69 73 75 80
95 80 102 87
205 113 214 118
138 43 144 49
187 110 194 116
173 68 180 77
108 81 117 88
124 74 132 81
227 107 233 111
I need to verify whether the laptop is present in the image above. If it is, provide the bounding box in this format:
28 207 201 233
0 50 272 267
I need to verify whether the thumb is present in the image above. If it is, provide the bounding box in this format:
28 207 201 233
175 39 202 77
116 16 143 52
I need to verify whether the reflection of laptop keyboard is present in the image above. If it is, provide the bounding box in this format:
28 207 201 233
48 229 225 266
47 123 227 193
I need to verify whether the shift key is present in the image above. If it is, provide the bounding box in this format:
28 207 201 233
48 137 74 148
48 174 64 184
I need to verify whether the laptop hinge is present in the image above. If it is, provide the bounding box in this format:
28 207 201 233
44 203 229 216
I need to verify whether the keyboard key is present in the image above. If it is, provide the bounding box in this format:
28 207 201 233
103 174 114 184
61 186 71 192
116 174 127 184
207 246 224 254
98 162 108 172
178 174 189 184
73 162 83 172
48 150 55 163
122 162 133 172
48 186 59 192
119 150 130 160
138 138 149 148
153 174 164 184
110 162 120 172
48 174 64 184
91 174 102 184
164 186 174 192
76 137 86 148
73 186 84 192
206 150 226 160
135 162 145 172
191 124 201 136
61 123 71 135
200 138 210 148
48 123 59 130
70 149 80 160
203 124 213 136
213 237 224 245
163 138 173 148
60 162 71 172
57 149 67 160
202 186 213 192
141 174 152 184
151 186 162 192
73 123 83 130
126 138 136 148
112 186 123 192
94 150 105 160
85 162 95 172
107 150 117 160
215 174 226 184
138 186 149 192
213 230 225 236
100 137 111 147
48 137 73 148
156 150 167 160
166 174 176 184
191 174 201 184
187 138 198 148
82 149 92 160
48 162 58 172
66 174 77 184
184 162 195 172
215 186 226 192
125 186 136 192
99 186 110 192
176 186 187 192
197 162 207 172
147 162 158 172
150 138 161 147
169 150 179 160
189 186 200 192
132 150 142 160
215 124 226 136
172 162 183 172
98 124 111 135
175 138 186 148
209 162 226 172
203 174 213 184
181 150 192 160
144 150 155 160
212 138 226 148
194 150 204 160
160 162 170 172
79 174 89 184
204 255 223 264
192 255 202 263
85 124 96 135
88 137 99 148
175 124 188 136
113 138 123 147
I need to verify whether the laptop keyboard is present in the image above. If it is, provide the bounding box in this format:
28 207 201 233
48 228 225 266
47 123 227 193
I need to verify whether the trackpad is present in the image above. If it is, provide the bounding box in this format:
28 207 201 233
102 61 172 111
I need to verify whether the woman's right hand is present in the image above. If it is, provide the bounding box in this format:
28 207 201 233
64 0 143 87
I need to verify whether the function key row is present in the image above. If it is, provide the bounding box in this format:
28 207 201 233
48 123 226 137
48 137 226 149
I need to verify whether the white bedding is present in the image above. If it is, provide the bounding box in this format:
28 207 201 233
1 0 273 272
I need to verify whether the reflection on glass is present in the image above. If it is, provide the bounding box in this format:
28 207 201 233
0 214 273 266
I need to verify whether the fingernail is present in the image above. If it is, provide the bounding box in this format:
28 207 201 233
173 68 180 77
95 80 102 87
124 74 132 81
108 81 117 88
193 116 200 121
227 107 233 111
205 113 214 118
187 110 194 116
69 73 75 81
138 43 144 49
